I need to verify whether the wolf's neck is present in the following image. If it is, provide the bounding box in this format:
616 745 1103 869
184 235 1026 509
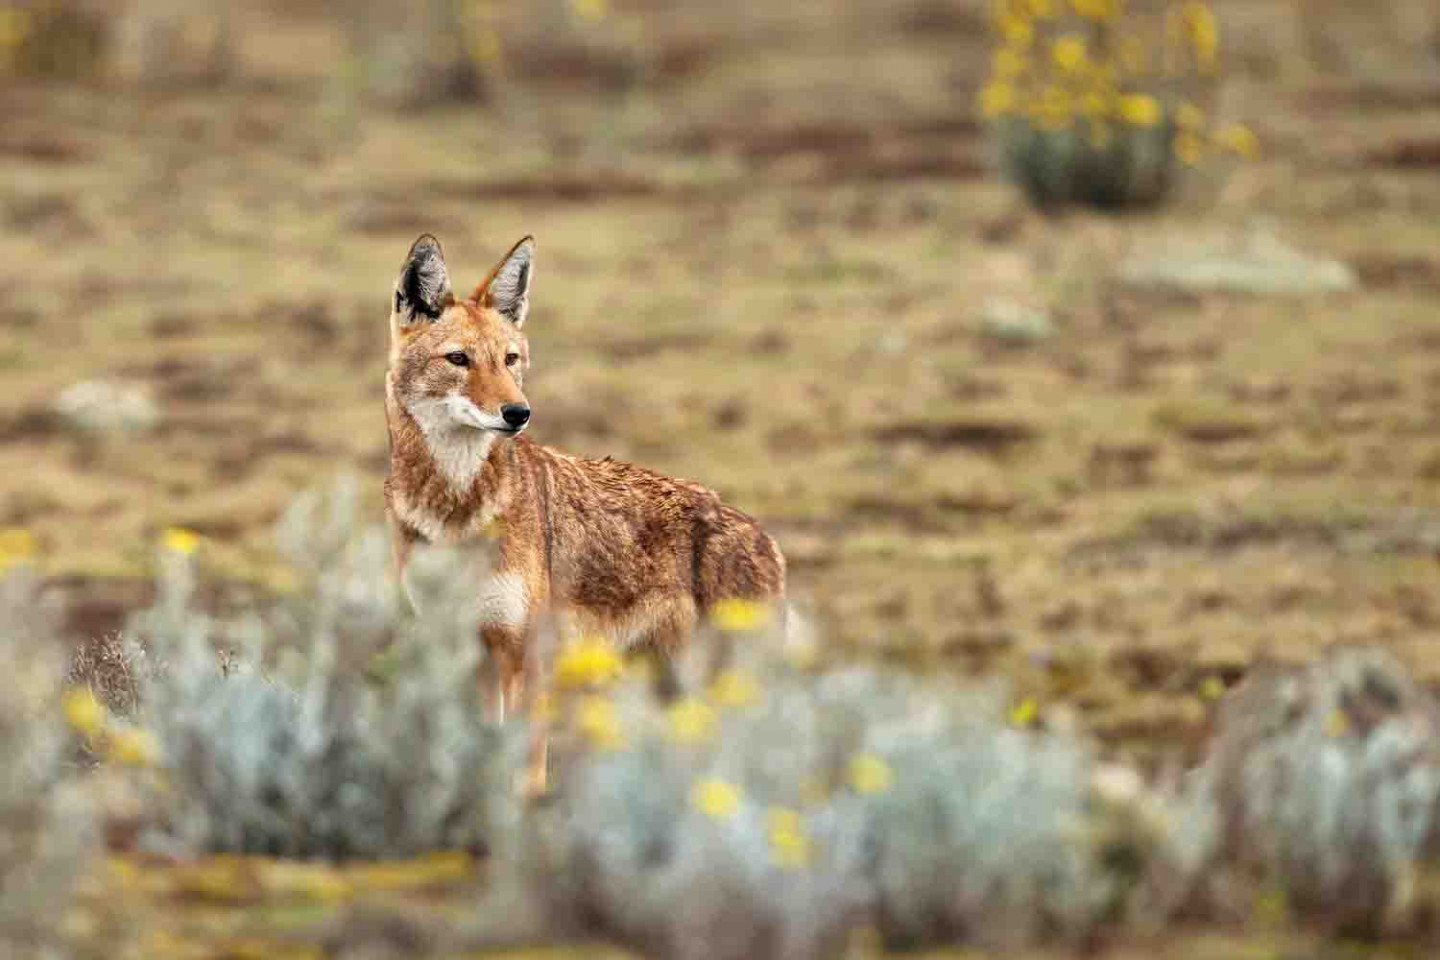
416 416 497 490
385 380 509 505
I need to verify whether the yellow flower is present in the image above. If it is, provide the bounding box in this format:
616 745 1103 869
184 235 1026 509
162 527 201 555
709 598 772 633
848 754 894 795
1174 131 1204 166
979 82 1018 119
1050 35 1087 73
1324 710 1349 739
107 728 160 767
1198 676 1226 701
1071 0 1117 20
0 528 37 571
997 15 1034 47
554 638 624 689
709 669 761 709
992 46 1028 79
691 778 741 820
571 0 609 21
766 808 812 869
1176 102 1205 130
1026 0 1056 16
1008 696 1039 728
1117 93 1161 127
1216 124 1260 161
666 698 718 745
576 695 624 750
62 689 106 738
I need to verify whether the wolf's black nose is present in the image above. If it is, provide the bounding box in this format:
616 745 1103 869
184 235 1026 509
501 404 531 428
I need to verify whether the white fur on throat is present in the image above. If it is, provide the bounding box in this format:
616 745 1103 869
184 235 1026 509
406 395 502 490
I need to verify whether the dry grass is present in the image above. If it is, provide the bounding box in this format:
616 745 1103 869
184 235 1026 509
3 0 1440 953
3 0 1440 757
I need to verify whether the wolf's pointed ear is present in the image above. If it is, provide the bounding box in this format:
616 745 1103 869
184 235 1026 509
474 236 534 327
394 234 452 324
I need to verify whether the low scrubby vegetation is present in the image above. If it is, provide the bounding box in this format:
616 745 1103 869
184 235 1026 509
480 618 1186 957
981 0 1258 210
1201 647 1440 937
16 484 1440 955
0 570 95 958
113 481 522 861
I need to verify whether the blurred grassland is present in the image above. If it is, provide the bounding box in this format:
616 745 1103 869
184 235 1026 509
3 0 1440 775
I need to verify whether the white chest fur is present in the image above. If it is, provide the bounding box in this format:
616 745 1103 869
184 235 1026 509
390 488 501 546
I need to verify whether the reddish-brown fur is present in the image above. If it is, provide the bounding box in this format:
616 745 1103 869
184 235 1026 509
383 235 785 787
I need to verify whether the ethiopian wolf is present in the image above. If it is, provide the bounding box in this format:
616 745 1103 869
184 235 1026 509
383 235 785 782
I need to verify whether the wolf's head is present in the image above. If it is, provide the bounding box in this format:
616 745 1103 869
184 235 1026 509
388 235 534 452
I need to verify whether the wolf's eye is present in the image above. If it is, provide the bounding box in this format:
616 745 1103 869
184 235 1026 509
445 352 470 367
504 352 520 367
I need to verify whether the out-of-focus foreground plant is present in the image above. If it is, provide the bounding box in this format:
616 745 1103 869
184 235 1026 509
110 480 523 860
39 480 1440 956
980 0 1259 210
480 615 1193 959
1199 647 1440 938
0 566 95 958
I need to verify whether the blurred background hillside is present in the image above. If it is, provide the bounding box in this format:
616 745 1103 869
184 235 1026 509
4 0 1440 769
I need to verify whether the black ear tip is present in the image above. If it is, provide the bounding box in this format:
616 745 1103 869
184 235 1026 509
408 234 444 259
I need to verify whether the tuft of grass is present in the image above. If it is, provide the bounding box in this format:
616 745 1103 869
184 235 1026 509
1152 396 1268 444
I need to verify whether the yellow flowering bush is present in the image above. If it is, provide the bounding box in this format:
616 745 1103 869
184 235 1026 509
981 0 1258 210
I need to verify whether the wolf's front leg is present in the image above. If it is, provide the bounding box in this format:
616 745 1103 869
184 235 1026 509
480 625 523 723
387 511 419 611
480 624 548 796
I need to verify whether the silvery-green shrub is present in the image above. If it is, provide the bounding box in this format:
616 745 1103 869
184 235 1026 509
0 570 95 957
128 479 522 860
1203 647 1440 935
